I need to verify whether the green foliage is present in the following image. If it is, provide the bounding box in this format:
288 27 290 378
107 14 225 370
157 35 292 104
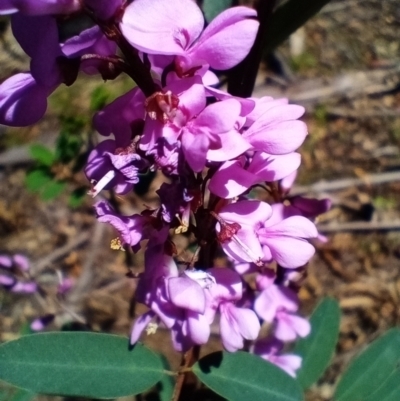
55 115 85 164
9 389 36 401
24 114 88 203
40 181 67 201
68 186 87 208
157 355 175 401
90 85 112 111
0 332 165 399
25 169 53 192
265 0 332 53
25 168 65 201
290 53 317 73
294 298 341 389
334 328 400 401
202 0 232 22
29 144 55 167
193 351 304 401
0 387 35 401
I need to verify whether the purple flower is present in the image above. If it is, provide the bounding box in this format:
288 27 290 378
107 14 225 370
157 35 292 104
30 314 55 332
93 87 145 147
0 0 80 15
253 338 302 377
141 77 249 172
209 151 301 198
84 0 122 21
85 140 145 196
216 200 318 268
94 201 149 251
120 0 259 76
0 73 51 127
254 277 310 342
242 99 308 155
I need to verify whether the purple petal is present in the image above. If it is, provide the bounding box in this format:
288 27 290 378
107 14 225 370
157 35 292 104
187 311 210 344
11 281 37 293
209 160 257 198
12 14 62 87
185 7 259 70
207 130 251 162
0 73 49 127
0 255 13 268
264 216 319 237
275 312 311 341
93 87 145 147
263 236 316 268
0 274 15 286
273 354 302 377
220 303 260 352
195 99 241 134
30 314 55 332
168 277 205 313
12 254 30 271
181 130 209 172
121 0 204 55
254 285 298 322
130 311 155 344
250 152 301 182
219 200 272 228
3 0 80 15
207 268 243 301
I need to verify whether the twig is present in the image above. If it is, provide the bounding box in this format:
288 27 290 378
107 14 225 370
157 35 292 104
31 231 91 275
318 220 400 232
291 170 400 196
67 222 106 305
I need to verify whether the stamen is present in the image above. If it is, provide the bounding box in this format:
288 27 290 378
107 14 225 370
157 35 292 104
184 269 216 289
88 170 116 197
211 211 263 267
146 322 158 335
110 237 125 251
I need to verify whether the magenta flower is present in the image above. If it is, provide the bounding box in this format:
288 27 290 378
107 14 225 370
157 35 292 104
0 73 51 127
254 278 310 342
93 87 145 147
121 0 259 76
243 99 308 155
85 140 145 196
253 338 302 377
0 0 80 15
209 151 301 198
216 200 318 268
141 78 249 172
94 201 150 251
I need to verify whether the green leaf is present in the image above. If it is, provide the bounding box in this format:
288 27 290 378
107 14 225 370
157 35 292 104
25 169 53 192
202 0 232 22
10 389 36 401
90 86 111 111
294 297 341 389
68 186 87 208
265 0 332 53
157 356 175 401
193 351 304 401
0 332 164 399
29 144 55 167
40 181 66 201
334 328 400 401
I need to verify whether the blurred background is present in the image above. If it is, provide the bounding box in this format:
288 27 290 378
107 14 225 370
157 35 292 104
1 0 400 400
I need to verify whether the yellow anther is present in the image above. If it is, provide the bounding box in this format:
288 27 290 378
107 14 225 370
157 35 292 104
110 237 125 251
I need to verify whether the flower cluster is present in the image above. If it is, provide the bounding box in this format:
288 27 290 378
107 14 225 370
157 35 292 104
0 253 74 331
0 0 330 377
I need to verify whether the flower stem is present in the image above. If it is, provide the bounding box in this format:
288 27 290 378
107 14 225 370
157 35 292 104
227 0 278 97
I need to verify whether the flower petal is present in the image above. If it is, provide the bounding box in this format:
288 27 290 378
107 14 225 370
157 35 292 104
121 0 204 55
